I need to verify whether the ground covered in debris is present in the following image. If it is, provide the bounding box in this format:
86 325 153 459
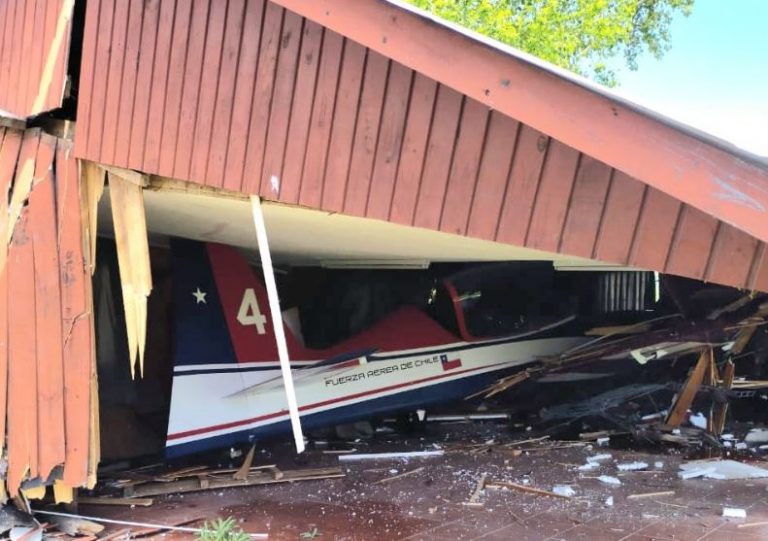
64 423 768 541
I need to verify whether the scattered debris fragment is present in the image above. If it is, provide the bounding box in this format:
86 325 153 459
617 462 648 471
679 460 768 480
722 508 747 519
338 451 444 461
485 480 572 499
463 474 487 508
552 485 576 497
627 491 675 500
374 467 425 484
596 475 622 486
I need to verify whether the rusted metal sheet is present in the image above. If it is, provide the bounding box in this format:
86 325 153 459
0 0 75 118
73 0 768 292
0 128 96 498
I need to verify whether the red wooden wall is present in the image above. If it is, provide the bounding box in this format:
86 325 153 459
0 127 95 498
73 0 768 292
0 0 75 118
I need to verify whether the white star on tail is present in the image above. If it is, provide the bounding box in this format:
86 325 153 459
192 287 207 304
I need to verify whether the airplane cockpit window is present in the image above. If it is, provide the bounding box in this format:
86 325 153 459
448 263 577 339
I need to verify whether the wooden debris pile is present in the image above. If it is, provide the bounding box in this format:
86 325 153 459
94 463 344 500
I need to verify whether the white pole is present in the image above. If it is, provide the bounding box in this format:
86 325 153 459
249 196 305 453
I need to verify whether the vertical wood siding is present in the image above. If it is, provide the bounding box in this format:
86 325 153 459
73 0 768 293
0 0 74 118
0 127 95 497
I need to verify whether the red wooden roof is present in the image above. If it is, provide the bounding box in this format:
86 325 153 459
72 0 768 292
0 0 75 118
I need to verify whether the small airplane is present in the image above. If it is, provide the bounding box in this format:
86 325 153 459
165 239 589 457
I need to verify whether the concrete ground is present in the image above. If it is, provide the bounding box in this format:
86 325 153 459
77 424 768 541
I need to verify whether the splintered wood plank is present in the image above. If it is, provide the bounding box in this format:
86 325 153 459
108 174 152 378
80 161 104 272
172 0 210 180
206 0 248 188
57 143 92 486
112 0 144 167
342 50 390 216
465 112 519 240
29 135 65 479
705 223 759 289
525 140 580 252
495 125 549 245
156 0 193 177
628 188 681 271
665 205 718 280
0 128 23 258
712 360 735 436
439 99 490 236
7 208 38 496
223 0 267 192
594 171 646 264
46 0 75 113
280 20 325 202
558 157 612 259
365 62 414 220
665 349 711 428
8 130 41 243
298 30 344 208
389 74 438 225
258 10 304 197
320 39 367 212
412 84 463 230
241 2 285 194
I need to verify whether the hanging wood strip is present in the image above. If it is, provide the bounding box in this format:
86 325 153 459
58 145 94 488
108 172 152 377
29 135 66 481
80 161 104 273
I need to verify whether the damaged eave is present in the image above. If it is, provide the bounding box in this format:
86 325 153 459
271 0 768 244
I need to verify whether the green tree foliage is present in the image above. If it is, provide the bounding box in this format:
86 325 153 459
407 0 694 85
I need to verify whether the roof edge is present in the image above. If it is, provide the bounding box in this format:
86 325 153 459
270 0 768 244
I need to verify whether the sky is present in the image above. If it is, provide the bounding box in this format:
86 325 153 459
609 0 768 157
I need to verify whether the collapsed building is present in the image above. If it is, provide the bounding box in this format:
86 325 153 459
1 1 768 537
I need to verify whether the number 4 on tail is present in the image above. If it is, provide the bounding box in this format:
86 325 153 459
237 288 267 334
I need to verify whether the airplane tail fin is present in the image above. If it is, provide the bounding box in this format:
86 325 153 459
170 238 301 367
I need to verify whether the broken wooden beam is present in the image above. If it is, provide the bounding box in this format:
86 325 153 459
664 349 712 428
123 467 344 498
76 496 153 507
484 480 571 499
